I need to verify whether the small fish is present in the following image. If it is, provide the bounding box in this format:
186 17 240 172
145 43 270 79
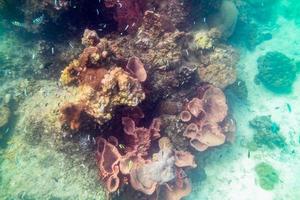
33 14 44 25
11 21 26 28
124 24 129 31
69 42 74 48
128 160 133 170
185 49 189 56
119 144 125 149
287 103 292 112
247 150 250 158
51 47 55 55
203 17 206 23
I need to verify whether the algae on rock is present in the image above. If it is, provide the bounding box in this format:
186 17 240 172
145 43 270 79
256 51 296 93
255 162 279 190
249 115 286 150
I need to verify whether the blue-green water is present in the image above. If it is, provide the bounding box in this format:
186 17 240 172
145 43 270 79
0 1 300 200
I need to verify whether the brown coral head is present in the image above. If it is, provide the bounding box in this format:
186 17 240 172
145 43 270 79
122 117 136 136
105 170 121 193
149 118 161 140
78 68 107 89
202 86 228 123
190 139 208 152
180 111 192 122
187 98 203 117
82 29 100 47
183 123 198 139
199 123 226 147
129 163 157 195
174 151 197 168
60 103 85 130
96 137 121 180
126 56 147 82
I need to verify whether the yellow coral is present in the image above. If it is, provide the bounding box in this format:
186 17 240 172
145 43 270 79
60 60 80 85
85 67 145 124
62 67 146 128
194 32 213 50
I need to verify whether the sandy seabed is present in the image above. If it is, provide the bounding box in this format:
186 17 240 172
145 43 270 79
190 17 300 200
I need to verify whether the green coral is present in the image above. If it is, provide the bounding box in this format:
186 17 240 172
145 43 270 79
256 51 296 93
249 115 286 149
255 162 279 190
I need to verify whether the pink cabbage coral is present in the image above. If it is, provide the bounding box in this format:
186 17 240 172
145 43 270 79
180 84 228 151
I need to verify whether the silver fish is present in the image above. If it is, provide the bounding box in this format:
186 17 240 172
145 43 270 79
33 14 44 25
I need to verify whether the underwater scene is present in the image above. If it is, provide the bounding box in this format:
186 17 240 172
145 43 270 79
0 0 300 199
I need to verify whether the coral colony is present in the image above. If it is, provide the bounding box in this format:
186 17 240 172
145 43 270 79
1 0 268 199
55 1 237 198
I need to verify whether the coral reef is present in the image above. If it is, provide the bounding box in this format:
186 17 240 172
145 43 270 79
249 115 286 149
60 67 146 129
255 162 279 190
5 1 240 198
180 84 229 151
256 51 297 93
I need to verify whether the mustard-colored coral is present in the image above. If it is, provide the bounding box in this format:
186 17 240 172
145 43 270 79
85 67 145 124
61 67 146 128
194 32 213 50
60 60 80 85
194 28 221 50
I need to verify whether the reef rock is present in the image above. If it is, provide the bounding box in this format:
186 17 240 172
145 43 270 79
197 45 238 89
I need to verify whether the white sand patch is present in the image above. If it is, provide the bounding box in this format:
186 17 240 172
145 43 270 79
190 17 300 200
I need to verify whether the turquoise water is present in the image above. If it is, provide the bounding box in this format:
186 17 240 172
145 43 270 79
0 1 300 200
